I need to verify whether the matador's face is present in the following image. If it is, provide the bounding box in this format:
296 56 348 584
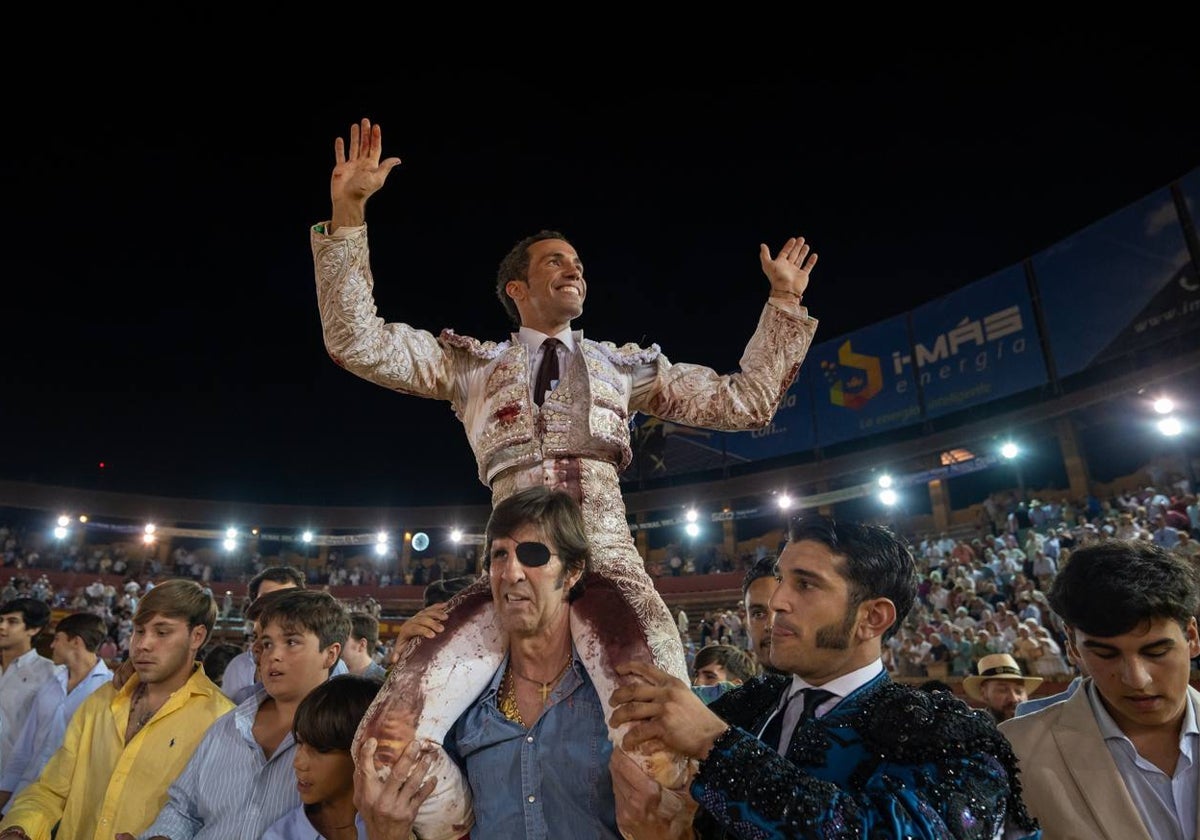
507 238 586 333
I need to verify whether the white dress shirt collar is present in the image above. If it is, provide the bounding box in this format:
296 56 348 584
517 326 577 354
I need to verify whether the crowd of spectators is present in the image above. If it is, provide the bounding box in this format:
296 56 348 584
0 477 1197 837
0 521 476 595
886 484 1199 684
4 478 1199 681
672 483 1200 685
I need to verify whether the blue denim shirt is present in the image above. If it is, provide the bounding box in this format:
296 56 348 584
445 651 617 839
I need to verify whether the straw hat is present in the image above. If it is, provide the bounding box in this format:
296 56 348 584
961 653 1043 700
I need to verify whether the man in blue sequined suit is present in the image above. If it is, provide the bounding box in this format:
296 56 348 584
610 515 1042 839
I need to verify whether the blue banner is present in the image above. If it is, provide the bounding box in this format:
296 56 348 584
809 315 922 447
1035 186 1197 378
626 166 1200 479
909 265 1048 418
1183 166 1200 244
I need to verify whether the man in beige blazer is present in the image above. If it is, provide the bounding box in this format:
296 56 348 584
1000 540 1200 840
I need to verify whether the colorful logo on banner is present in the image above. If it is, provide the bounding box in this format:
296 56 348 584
823 341 883 410
810 316 922 448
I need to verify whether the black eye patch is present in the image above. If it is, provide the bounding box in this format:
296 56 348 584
515 542 553 567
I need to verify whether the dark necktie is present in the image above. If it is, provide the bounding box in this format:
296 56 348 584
761 687 835 755
533 338 562 407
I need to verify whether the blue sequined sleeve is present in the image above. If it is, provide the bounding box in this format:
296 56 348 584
693 714 1040 839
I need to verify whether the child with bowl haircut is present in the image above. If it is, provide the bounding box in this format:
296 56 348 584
263 674 381 840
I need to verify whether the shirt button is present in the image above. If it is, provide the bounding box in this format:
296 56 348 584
527 795 536 803
527 735 534 743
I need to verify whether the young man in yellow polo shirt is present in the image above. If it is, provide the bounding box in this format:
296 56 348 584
0 579 233 840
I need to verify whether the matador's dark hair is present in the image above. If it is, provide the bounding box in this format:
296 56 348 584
495 229 570 326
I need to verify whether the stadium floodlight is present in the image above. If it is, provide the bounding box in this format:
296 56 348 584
1158 416 1183 437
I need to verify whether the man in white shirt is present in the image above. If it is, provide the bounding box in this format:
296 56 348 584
0 612 112 811
0 599 56 772
676 608 689 639
1001 539 1200 839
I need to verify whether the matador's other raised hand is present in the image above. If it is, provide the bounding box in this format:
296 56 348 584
760 235 818 302
330 118 402 231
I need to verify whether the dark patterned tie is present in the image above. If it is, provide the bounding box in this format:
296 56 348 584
761 687 835 755
534 338 562 407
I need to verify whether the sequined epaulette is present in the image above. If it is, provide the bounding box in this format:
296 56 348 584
438 329 511 359
708 673 791 724
586 339 661 367
848 680 1040 832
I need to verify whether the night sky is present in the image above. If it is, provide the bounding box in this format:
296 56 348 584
2 36 1197 509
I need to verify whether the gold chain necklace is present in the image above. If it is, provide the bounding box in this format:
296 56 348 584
498 656 572 726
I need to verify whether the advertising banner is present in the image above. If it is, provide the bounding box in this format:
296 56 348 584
1035 187 1197 378
910 265 1048 419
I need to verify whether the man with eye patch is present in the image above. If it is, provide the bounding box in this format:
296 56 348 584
317 118 820 838
357 486 686 838
1000 540 1200 840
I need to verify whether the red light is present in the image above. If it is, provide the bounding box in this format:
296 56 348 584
98 462 106 469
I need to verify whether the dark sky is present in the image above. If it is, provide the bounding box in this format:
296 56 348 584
2 36 1197 509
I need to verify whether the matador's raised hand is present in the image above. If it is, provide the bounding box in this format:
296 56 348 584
330 118 402 229
760 235 819 301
